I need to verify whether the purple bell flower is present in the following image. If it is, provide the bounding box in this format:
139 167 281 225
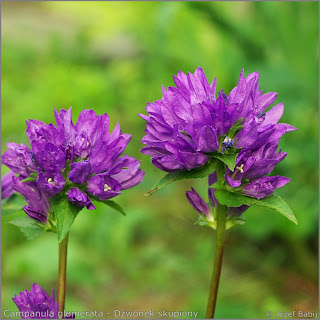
54 107 76 160
227 110 295 200
225 142 288 188
23 206 48 223
67 188 96 210
12 177 50 223
87 174 121 200
110 155 145 190
26 120 63 150
36 170 66 199
243 175 290 199
2 143 37 178
12 283 59 319
186 187 212 219
1 171 15 199
68 161 92 184
32 142 66 173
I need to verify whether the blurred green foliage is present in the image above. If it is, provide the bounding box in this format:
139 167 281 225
1 2 318 319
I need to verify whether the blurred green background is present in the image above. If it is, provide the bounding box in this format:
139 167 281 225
1 2 318 319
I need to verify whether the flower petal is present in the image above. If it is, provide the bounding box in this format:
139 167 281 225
186 187 210 216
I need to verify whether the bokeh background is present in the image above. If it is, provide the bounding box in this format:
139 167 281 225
1 2 318 319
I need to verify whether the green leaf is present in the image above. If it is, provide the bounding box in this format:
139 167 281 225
145 160 217 196
1 193 26 216
144 172 180 197
87 195 127 216
215 189 297 224
8 217 46 240
20 177 37 183
102 200 126 216
2 210 25 223
213 153 238 171
51 195 83 242
214 189 253 207
255 194 298 225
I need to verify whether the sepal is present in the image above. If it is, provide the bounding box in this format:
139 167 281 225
212 152 238 171
20 172 38 183
194 214 217 230
194 208 246 230
226 217 246 230
226 118 244 139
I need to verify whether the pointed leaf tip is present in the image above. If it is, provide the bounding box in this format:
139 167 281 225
214 153 238 171
102 200 126 216
215 189 297 225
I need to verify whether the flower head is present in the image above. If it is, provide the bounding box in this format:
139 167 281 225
12 283 59 319
2 108 144 223
141 67 295 200
12 283 75 319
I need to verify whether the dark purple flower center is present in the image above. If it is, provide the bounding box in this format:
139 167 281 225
31 152 38 166
221 136 234 154
256 112 266 118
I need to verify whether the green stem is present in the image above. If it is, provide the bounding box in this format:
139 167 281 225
58 233 69 314
206 204 227 319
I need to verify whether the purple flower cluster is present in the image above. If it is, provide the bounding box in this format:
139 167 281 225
2 108 144 223
140 68 295 203
225 142 290 199
12 283 59 319
12 283 75 319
